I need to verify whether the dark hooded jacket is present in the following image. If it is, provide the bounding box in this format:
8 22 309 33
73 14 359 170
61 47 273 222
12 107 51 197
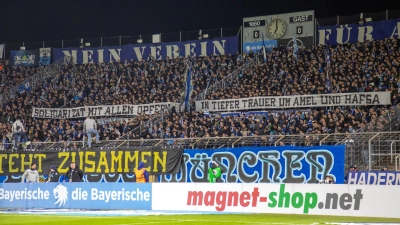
65 165 84 182
48 170 60 182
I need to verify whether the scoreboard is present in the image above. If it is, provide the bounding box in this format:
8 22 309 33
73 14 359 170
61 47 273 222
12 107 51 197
242 10 315 53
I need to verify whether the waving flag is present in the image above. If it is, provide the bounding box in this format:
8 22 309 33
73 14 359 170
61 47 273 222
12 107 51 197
262 33 267 63
184 64 193 106
325 47 332 93
293 35 299 61
18 81 31 94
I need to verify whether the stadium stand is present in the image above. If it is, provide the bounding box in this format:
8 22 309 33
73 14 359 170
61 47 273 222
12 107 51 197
1 38 400 141
1 37 400 171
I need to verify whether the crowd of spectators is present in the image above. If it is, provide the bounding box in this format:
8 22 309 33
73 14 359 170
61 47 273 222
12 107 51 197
1 37 400 149
0 66 44 95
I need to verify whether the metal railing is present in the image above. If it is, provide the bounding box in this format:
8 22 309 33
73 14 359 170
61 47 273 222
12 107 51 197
3 27 241 59
316 9 400 26
0 141 85 152
117 108 172 142
358 105 400 133
2 132 400 171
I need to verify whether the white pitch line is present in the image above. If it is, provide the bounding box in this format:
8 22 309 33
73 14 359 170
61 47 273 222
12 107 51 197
116 223 161 225
133 218 301 225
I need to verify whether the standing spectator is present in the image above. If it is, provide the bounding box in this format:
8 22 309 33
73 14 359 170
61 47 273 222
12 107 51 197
1 135 10 150
64 162 84 182
134 161 149 183
22 163 39 183
47 165 60 182
12 116 30 150
84 116 99 147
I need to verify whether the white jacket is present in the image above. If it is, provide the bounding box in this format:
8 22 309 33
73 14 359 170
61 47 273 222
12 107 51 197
22 169 40 183
12 120 25 133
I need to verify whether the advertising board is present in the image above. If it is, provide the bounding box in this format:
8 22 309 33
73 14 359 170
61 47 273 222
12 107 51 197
152 183 400 218
0 183 151 209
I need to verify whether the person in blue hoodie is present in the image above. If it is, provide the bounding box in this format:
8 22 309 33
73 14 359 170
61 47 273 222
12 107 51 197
133 162 149 183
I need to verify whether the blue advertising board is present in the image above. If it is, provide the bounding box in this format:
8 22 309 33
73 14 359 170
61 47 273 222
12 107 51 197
347 171 400 185
160 145 345 184
317 18 400 45
10 50 40 66
243 40 277 53
53 36 238 64
0 183 151 209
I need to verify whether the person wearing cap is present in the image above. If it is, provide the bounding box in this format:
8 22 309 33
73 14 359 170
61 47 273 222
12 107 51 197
22 163 40 183
133 162 149 183
208 161 225 183
47 165 60 182
349 165 358 172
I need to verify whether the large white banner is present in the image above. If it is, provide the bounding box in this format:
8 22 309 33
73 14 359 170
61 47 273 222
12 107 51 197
32 102 181 119
196 92 391 112
152 183 400 218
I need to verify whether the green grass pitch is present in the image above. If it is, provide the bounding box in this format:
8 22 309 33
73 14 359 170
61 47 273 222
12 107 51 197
1 214 400 225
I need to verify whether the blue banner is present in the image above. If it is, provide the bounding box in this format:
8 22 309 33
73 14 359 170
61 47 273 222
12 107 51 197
160 145 345 184
243 40 277 53
317 18 400 45
347 171 400 185
39 48 51 65
0 183 151 209
53 37 238 64
10 50 40 66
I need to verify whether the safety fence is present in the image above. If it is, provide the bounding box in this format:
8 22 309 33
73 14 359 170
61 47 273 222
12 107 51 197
3 27 241 59
2 132 400 171
2 9 399 59
316 9 400 26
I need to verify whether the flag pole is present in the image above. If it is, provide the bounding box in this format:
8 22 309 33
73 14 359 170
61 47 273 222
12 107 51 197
262 33 266 63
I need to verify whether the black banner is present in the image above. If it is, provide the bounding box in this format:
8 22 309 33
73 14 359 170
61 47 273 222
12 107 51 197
0 147 183 176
